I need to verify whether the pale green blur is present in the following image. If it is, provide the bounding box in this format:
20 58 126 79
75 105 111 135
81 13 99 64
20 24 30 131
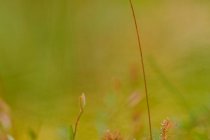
0 0 210 139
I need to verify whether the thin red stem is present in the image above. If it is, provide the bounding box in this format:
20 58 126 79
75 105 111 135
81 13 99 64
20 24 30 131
129 0 153 139
73 103 84 140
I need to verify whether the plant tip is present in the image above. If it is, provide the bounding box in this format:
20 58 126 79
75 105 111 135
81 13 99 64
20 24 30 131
80 93 86 110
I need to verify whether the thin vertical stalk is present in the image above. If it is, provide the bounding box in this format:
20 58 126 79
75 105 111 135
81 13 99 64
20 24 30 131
128 0 153 139
73 93 86 140
73 109 83 140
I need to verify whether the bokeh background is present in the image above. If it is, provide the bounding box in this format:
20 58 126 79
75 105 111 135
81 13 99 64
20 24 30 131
0 0 210 139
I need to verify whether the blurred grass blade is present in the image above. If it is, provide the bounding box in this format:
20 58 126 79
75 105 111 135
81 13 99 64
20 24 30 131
68 125 74 140
59 126 74 140
28 129 37 140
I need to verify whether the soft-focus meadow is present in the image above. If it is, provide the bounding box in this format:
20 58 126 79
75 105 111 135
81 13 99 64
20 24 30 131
0 0 210 139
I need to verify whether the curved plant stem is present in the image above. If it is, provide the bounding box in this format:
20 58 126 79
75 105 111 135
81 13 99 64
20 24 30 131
73 109 84 140
128 0 153 139
73 94 86 140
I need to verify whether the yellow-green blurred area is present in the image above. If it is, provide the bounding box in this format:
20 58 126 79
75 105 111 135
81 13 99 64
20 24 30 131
0 0 210 139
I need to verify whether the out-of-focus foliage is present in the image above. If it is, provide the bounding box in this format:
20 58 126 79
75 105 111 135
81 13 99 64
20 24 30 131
0 0 210 139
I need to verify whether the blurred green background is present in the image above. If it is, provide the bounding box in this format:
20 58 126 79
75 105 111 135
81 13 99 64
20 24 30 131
0 0 210 139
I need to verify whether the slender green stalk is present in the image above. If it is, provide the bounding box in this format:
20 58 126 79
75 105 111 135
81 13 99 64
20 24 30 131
128 0 153 139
